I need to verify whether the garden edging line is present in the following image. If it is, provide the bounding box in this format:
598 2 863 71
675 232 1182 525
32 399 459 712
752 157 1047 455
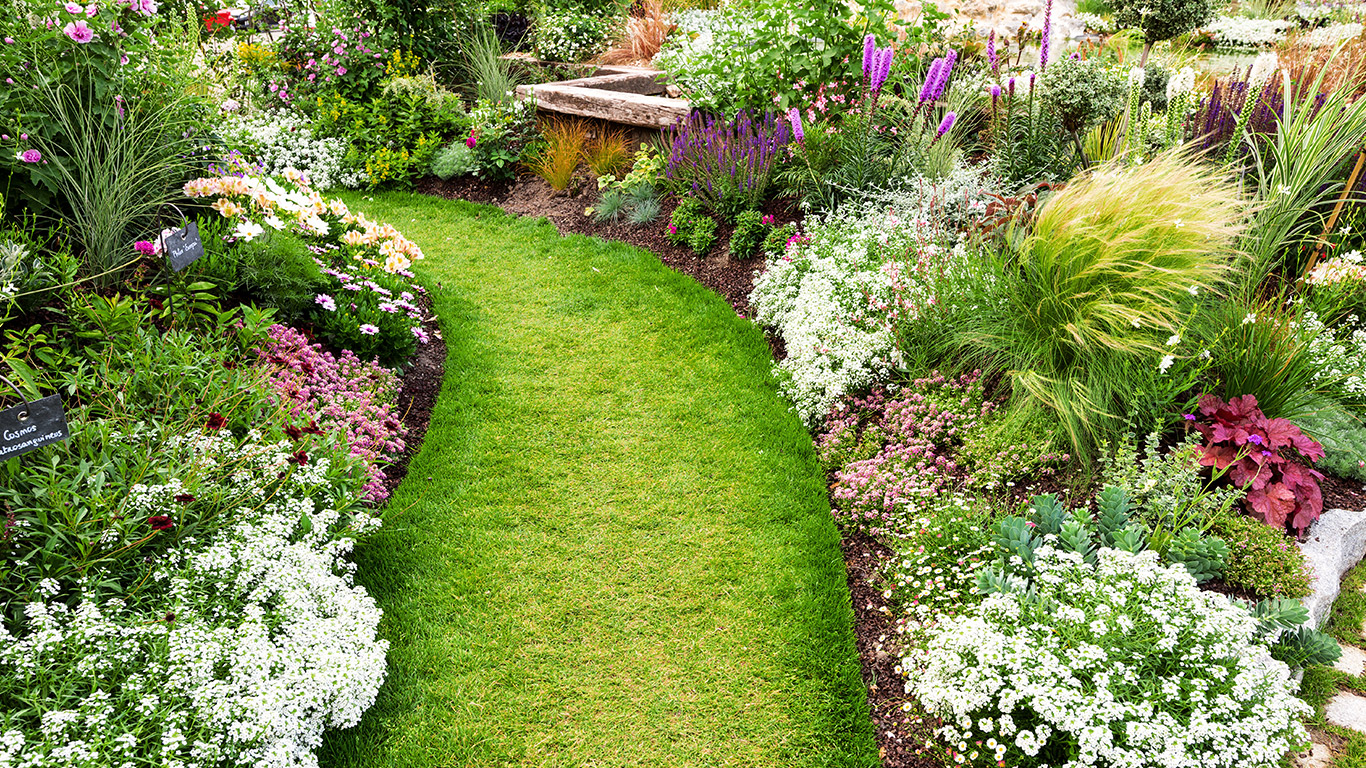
1302 506 1366 627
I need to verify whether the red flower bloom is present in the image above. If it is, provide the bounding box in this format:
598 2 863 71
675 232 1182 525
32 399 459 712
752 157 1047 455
174 494 195 504
205 413 227 431
288 450 308 465
302 420 324 436
285 425 303 441
148 515 175 531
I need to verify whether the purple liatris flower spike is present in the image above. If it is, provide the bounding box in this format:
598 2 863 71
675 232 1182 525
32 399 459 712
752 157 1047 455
987 30 997 72
1040 0 1053 70
926 49 955 102
862 34 876 77
789 107 804 142
990 84 1001 100
936 111 957 136
919 57 944 102
871 47 893 93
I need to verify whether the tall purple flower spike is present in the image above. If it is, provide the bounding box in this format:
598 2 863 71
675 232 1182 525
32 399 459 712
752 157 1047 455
926 49 956 102
862 34 876 77
789 107 804 143
936 111 957 137
1040 0 1053 70
871 47 893 93
987 30 997 73
919 57 945 102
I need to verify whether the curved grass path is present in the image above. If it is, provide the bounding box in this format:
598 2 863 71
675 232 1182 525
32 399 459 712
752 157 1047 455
320 193 878 768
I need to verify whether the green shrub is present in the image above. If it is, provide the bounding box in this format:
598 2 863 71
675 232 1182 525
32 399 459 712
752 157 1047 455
431 142 478 180
1299 405 1366 482
534 7 612 63
688 215 718 256
667 199 717 254
729 209 771 259
1113 0 1216 63
761 222 797 258
1211 510 1313 598
237 232 330 323
466 97 539 181
1041 55 1125 136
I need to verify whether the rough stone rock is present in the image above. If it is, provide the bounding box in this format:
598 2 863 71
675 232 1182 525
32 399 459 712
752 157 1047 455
1327 691 1366 731
1300 507 1366 629
1293 741 1333 768
1335 643 1366 677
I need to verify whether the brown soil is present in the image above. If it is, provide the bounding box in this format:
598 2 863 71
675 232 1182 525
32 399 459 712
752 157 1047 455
418 172 801 317
842 531 942 767
379 295 446 499
1322 469 1366 512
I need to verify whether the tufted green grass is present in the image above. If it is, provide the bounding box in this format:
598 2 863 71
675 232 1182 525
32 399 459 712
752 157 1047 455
318 193 877 768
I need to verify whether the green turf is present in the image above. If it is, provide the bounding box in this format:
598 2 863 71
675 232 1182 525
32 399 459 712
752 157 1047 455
319 193 878 768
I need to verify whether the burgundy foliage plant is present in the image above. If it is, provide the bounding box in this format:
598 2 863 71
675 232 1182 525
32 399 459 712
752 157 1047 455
1192 393 1325 536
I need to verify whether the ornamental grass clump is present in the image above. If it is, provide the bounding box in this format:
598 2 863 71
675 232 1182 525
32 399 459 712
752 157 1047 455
956 152 1246 458
907 547 1312 768
527 119 588 192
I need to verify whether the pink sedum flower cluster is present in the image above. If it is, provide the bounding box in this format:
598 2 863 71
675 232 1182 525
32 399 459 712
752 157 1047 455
259 324 407 503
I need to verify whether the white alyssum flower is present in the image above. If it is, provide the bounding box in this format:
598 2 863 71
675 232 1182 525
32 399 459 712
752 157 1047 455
905 547 1311 768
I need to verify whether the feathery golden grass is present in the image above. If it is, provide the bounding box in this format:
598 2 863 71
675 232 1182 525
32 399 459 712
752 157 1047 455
598 0 674 65
527 119 589 191
583 129 632 177
959 151 1249 456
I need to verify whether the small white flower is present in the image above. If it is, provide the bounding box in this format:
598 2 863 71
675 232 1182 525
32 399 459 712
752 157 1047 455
1159 354 1176 373
1166 334 1181 346
234 219 264 242
1188 285 1200 296
1242 312 1257 325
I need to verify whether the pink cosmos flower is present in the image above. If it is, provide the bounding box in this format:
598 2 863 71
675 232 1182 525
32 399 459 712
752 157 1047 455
314 294 337 311
64 20 95 43
64 1 82 12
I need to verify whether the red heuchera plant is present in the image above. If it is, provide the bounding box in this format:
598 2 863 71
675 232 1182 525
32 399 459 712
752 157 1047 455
1192 393 1325 536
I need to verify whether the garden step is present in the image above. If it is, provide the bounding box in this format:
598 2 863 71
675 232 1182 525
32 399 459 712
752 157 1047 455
1334 644 1366 676
1326 691 1366 731
1293 740 1334 768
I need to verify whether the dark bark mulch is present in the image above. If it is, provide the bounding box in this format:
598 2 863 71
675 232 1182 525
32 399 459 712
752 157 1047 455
1321 469 1366 512
378 296 447 499
841 531 940 768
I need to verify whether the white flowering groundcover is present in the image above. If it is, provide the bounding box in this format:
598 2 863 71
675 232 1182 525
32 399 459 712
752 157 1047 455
0 432 387 768
906 547 1310 768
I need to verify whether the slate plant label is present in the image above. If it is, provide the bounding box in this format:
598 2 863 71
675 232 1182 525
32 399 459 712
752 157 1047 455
164 221 206 272
0 395 69 461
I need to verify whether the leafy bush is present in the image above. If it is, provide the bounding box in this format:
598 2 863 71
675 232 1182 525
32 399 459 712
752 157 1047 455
1192 393 1326 535
952 153 1246 458
1101 431 1246 544
467 97 539 181
665 110 791 219
1211 510 1313 597
1113 0 1217 61
654 0 898 112
729 209 771 259
236 232 330 323
275 14 395 103
1041 54 1125 135
908 547 1311 768
534 7 612 63
431 141 478 180
666 198 717 255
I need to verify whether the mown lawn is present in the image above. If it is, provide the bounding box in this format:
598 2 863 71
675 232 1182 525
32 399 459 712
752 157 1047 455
319 193 878 768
